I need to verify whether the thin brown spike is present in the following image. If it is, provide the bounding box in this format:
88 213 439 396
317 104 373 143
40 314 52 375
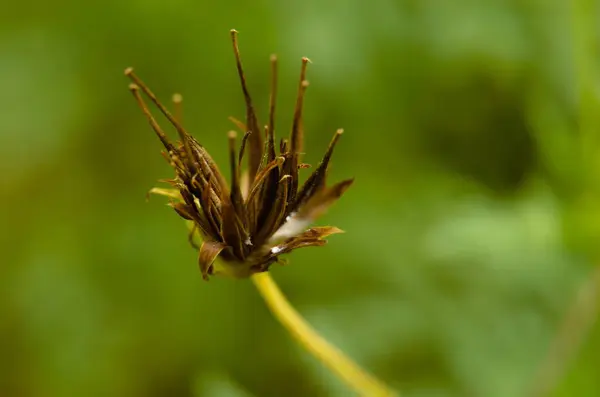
267 54 278 162
230 30 249 101
172 93 183 124
227 130 247 237
280 138 288 154
228 130 239 184
125 68 195 164
322 128 344 164
292 128 344 211
228 131 244 210
128 83 172 150
230 29 263 180
238 130 252 166
263 124 270 144
246 156 285 204
290 58 310 154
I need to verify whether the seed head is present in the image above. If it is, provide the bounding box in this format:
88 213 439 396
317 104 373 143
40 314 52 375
126 30 353 280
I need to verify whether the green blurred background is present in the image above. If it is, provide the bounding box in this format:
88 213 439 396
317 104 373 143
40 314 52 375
2 1 600 396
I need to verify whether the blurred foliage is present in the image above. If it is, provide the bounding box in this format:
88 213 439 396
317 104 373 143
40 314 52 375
1 0 600 396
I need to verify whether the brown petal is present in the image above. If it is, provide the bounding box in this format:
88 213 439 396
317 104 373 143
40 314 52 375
188 135 229 197
254 174 291 247
293 129 344 212
250 237 327 269
298 226 345 239
199 241 228 280
296 178 354 222
247 156 285 205
228 131 245 215
267 226 342 257
246 156 285 235
187 175 221 241
221 196 246 261
271 237 327 257
170 202 194 221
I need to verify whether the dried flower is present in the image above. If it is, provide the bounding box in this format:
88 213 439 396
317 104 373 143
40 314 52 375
125 30 353 280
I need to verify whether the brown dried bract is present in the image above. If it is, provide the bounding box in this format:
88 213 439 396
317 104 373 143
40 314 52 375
125 30 353 280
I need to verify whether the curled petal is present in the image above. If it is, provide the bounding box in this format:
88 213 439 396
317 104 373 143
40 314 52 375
293 129 344 211
297 178 354 222
298 226 344 239
199 241 228 280
269 226 342 256
221 196 246 260
170 202 195 221
147 187 182 201
270 238 327 257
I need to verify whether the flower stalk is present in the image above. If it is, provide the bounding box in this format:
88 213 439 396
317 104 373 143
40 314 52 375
252 271 397 396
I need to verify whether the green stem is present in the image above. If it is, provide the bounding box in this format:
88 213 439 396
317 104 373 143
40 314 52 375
251 272 398 396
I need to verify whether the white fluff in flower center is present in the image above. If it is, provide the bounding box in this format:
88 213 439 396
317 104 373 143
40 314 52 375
270 246 283 254
268 212 312 245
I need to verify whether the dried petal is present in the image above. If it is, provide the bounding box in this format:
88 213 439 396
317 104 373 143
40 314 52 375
297 178 354 222
170 202 194 221
147 187 182 201
268 238 327 259
246 156 285 235
221 196 246 260
294 129 344 211
254 174 291 247
298 226 345 239
198 241 228 280
269 181 352 244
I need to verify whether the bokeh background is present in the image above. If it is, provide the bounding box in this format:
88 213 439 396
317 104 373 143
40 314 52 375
2 1 600 396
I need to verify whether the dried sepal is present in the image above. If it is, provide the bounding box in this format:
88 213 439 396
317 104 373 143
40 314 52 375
199 241 228 280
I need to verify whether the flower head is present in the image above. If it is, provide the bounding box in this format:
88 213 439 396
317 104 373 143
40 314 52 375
125 30 353 280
